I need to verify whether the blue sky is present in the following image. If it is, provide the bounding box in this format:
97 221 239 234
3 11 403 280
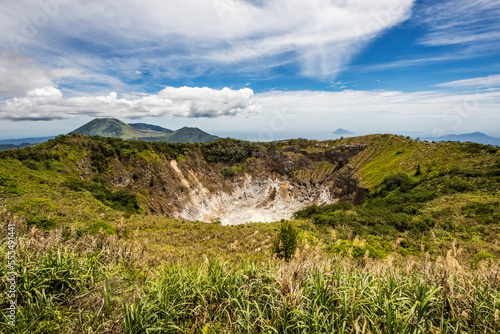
0 0 500 140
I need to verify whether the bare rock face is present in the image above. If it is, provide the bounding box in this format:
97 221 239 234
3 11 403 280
161 146 366 225
176 173 334 225
78 144 368 225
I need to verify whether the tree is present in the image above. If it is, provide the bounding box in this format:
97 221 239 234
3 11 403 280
272 220 298 262
415 164 422 176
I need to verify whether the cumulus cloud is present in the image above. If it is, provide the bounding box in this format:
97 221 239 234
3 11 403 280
0 86 260 120
0 0 414 79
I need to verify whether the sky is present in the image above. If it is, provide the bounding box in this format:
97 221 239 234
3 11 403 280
0 0 500 140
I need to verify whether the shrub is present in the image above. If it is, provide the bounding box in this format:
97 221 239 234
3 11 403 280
440 221 455 232
313 211 355 227
0 172 23 197
293 202 352 219
21 159 40 170
176 154 186 163
293 205 322 219
12 198 61 219
472 252 498 268
88 220 115 235
409 218 435 232
202 138 256 163
61 177 85 191
272 220 298 261
403 206 419 215
26 216 61 230
62 178 144 215
220 167 236 178
381 173 417 192
444 179 474 193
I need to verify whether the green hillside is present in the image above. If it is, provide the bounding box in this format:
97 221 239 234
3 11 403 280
128 123 173 133
0 134 499 333
143 126 219 143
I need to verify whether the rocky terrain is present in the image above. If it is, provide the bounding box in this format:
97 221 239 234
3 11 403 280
69 137 369 224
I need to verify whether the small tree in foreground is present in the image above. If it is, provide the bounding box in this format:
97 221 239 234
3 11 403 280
272 220 298 262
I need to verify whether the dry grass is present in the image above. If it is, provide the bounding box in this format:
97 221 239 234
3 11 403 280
2 211 500 333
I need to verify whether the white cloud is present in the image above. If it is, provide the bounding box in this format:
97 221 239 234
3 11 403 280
0 0 415 79
434 75 500 88
0 52 54 98
0 86 260 120
0 51 134 99
416 0 500 49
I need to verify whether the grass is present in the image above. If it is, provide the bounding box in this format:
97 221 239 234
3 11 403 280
124 258 500 333
326 134 500 189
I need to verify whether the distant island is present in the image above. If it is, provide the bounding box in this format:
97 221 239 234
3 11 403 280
332 128 355 135
425 132 500 146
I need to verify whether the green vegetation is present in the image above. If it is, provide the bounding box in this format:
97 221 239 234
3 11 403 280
71 118 142 139
220 163 245 178
293 161 500 259
0 173 23 198
0 133 499 332
1 220 499 333
202 138 257 163
62 177 145 215
272 220 299 261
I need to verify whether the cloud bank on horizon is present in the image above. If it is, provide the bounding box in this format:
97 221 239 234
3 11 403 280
0 0 499 136
2 84 259 121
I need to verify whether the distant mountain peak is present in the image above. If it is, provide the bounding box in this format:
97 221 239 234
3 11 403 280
70 118 218 143
70 118 142 139
332 128 355 135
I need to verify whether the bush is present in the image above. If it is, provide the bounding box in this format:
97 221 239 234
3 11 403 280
12 198 61 219
272 220 298 261
0 172 23 197
403 206 419 215
313 211 355 227
88 220 115 235
26 217 61 230
409 218 435 232
472 252 498 268
202 138 256 163
61 178 85 191
220 167 236 178
293 202 352 219
444 179 474 193
414 164 422 176
382 173 417 192
62 178 144 215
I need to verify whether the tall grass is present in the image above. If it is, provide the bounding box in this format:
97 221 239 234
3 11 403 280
1 211 499 333
0 212 142 333
123 257 500 333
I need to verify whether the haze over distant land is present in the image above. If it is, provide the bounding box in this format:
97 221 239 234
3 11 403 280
0 1 499 138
